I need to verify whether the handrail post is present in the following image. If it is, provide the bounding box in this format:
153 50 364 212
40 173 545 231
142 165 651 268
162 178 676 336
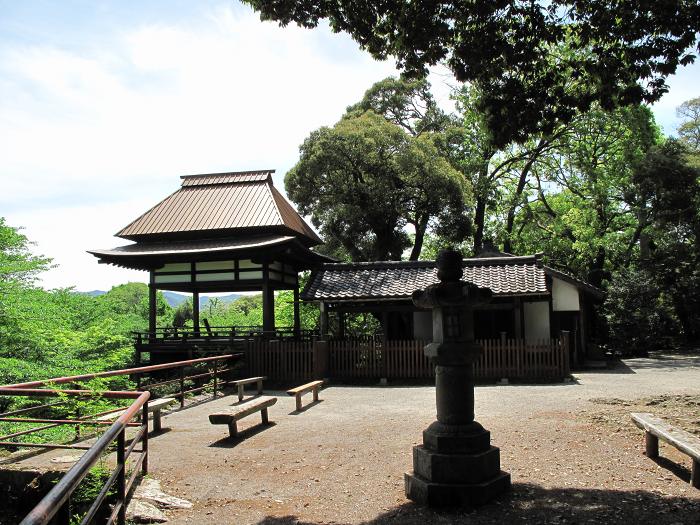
213 359 218 399
56 496 71 525
142 399 149 474
117 428 126 525
179 367 185 408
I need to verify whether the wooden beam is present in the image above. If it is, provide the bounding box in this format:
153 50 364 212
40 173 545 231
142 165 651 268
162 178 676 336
148 277 156 336
293 287 301 338
192 291 200 336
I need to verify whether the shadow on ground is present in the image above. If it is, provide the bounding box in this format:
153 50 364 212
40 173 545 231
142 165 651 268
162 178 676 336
208 422 277 448
254 483 700 525
289 399 324 415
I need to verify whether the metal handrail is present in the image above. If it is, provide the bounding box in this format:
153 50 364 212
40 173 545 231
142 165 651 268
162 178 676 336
1 354 243 525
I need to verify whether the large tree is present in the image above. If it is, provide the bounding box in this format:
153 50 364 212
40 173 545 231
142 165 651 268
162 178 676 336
244 0 700 146
286 110 470 261
510 105 660 286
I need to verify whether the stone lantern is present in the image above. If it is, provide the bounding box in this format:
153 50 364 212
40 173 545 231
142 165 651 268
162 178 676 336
405 249 511 506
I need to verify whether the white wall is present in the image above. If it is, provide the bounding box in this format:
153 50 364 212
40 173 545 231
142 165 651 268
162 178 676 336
552 277 580 311
523 301 550 342
413 311 433 341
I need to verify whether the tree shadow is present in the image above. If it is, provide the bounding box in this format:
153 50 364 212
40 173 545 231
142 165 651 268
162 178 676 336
208 422 277 448
575 361 636 374
254 482 700 524
289 399 324 415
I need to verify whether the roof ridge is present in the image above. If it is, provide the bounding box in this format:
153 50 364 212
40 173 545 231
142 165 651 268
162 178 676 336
180 169 275 179
320 255 539 270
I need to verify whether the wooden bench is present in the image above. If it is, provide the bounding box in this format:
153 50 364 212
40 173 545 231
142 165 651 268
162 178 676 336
231 376 266 402
209 396 277 438
287 380 324 411
98 397 177 432
631 412 700 489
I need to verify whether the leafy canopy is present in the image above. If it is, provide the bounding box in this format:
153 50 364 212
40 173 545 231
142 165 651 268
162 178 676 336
286 110 470 261
244 0 700 146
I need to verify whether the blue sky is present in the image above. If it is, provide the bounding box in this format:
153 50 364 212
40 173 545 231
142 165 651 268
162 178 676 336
1 1 698 291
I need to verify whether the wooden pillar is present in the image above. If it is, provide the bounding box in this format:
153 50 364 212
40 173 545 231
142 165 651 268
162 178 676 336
262 283 275 333
338 310 346 339
293 286 301 337
192 291 200 335
148 277 156 336
319 301 328 338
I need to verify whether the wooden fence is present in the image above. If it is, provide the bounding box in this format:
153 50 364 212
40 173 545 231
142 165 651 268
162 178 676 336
241 335 569 384
329 337 569 381
243 339 314 383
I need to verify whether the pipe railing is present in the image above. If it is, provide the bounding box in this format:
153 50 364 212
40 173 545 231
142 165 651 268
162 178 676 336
0 354 243 525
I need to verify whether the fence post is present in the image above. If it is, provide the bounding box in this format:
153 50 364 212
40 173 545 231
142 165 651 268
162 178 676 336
313 339 329 379
560 331 570 377
142 399 149 474
179 367 185 408
213 359 218 399
117 428 126 525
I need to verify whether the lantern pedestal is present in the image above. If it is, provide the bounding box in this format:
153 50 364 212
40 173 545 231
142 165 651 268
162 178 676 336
406 250 510 507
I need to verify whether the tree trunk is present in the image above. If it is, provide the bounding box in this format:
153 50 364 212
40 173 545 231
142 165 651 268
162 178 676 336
472 196 486 255
408 217 429 261
503 158 537 253
587 247 607 288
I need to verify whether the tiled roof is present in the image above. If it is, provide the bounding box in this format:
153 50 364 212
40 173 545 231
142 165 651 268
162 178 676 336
116 170 321 245
302 256 550 301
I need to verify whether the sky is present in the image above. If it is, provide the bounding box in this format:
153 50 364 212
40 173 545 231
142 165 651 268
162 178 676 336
1 1 698 292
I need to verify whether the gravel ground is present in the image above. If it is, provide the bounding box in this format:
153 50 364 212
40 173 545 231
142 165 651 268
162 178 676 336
139 354 700 525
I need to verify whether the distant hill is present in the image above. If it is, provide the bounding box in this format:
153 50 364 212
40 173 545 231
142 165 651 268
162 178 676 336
80 289 242 308
83 290 107 297
160 291 243 308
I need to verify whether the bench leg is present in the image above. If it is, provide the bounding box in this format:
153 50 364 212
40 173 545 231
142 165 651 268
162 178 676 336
257 380 263 395
153 410 162 433
238 385 244 402
312 388 319 403
296 395 302 412
261 408 269 425
228 421 238 438
645 432 659 459
692 459 699 489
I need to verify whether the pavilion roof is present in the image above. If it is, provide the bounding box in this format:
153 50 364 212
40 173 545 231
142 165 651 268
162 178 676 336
116 170 322 246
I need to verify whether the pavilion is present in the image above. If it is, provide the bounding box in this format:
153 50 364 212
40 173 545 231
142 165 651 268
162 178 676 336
89 170 332 343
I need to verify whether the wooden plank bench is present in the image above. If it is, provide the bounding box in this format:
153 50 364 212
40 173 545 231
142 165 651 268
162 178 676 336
231 376 266 402
287 380 324 411
209 395 277 438
631 412 700 489
98 397 177 432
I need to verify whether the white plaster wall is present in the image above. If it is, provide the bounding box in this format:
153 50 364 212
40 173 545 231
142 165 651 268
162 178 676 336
552 277 580 311
413 311 433 341
524 301 551 342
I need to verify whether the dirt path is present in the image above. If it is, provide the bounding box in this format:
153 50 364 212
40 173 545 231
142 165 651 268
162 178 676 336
139 354 700 524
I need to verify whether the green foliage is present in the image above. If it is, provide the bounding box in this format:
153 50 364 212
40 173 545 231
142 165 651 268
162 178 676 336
244 0 699 146
287 107 470 261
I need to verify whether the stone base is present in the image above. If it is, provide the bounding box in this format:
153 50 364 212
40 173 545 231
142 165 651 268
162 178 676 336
405 470 511 507
413 445 501 484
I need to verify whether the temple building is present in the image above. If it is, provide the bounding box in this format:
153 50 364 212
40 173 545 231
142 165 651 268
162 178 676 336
89 170 332 344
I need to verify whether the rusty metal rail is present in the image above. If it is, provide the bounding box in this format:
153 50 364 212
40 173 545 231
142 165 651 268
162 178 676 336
1 354 242 525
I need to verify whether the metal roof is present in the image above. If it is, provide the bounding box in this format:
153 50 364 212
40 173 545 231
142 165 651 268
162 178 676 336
302 256 550 301
116 170 321 245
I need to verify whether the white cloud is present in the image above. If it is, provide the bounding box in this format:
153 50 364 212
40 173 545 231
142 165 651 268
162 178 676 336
0 2 397 290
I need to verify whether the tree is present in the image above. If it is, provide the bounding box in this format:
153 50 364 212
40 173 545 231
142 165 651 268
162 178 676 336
677 97 700 151
345 76 450 137
286 110 470 261
511 105 660 286
244 0 700 146
0 217 51 291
